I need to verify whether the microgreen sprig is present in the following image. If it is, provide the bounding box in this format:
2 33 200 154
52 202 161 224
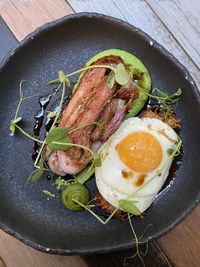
72 198 118 224
9 80 38 135
49 64 116 84
49 63 131 89
130 79 182 106
125 214 147 267
118 199 141 216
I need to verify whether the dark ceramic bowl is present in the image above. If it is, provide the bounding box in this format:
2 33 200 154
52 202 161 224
0 13 199 255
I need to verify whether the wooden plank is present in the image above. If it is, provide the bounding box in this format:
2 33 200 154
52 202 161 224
0 0 73 40
159 206 200 267
68 0 200 88
0 229 87 267
146 0 200 69
0 257 6 267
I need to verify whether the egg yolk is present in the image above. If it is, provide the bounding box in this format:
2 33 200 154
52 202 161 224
117 131 162 173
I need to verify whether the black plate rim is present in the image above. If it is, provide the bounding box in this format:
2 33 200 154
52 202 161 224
0 12 199 255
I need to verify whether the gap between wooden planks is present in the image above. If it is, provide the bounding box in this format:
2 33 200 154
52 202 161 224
0 0 200 267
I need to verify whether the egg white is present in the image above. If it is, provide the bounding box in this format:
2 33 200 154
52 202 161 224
95 117 179 213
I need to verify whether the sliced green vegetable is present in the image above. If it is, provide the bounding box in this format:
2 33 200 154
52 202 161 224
61 183 90 211
92 152 101 168
75 164 95 184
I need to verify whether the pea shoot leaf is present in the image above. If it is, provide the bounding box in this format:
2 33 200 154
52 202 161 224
28 159 45 182
46 127 69 144
106 72 116 89
65 77 70 87
118 199 141 215
115 63 130 86
167 148 174 156
154 88 182 105
49 137 72 151
58 70 70 87
92 152 101 168
46 126 72 151
9 117 22 136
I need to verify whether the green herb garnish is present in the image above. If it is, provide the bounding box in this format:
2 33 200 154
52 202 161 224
42 190 56 198
54 177 70 191
9 80 38 135
118 200 141 216
106 72 116 88
167 148 175 156
72 198 118 224
46 127 72 151
131 79 182 107
115 63 130 86
28 158 45 181
75 163 95 184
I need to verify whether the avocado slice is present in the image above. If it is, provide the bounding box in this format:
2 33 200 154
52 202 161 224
73 49 151 118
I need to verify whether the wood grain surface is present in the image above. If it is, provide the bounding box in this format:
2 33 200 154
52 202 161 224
0 257 6 267
146 0 200 69
0 0 73 40
68 0 200 88
0 0 200 267
0 229 86 267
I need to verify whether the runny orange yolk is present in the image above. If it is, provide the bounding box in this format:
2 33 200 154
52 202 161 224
117 131 162 173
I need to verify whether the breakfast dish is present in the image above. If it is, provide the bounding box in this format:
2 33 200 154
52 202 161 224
10 49 182 220
1 13 199 256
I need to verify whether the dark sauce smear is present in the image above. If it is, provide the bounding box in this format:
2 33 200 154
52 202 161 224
32 88 72 181
44 95 71 132
32 141 40 162
45 105 60 132
46 174 52 181
33 94 52 136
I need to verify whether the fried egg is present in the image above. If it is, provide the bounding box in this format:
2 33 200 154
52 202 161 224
95 117 179 213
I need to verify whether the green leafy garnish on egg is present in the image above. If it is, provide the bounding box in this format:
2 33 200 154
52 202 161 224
118 199 141 215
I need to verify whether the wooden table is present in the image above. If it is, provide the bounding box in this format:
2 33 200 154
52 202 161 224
0 1 199 266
